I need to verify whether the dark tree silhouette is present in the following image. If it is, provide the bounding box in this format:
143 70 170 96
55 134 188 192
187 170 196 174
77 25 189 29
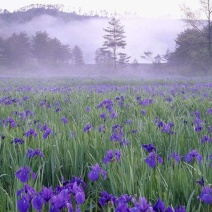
5 32 31 67
118 52 131 67
0 36 6 66
72 45 84 65
102 18 127 69
181 0 212 65
32 31 50 65
95 47 113 65
48 38 71 65
168 28 208 68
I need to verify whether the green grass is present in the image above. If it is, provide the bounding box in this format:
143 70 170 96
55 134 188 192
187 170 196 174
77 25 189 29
0 77 212 211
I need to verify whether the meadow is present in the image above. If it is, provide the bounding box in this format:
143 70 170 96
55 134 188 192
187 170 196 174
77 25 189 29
1 77 212 211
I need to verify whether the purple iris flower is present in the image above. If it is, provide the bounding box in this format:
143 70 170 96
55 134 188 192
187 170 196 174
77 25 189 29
99 124 105 132
103 149 121 164
130 197 153 211
97 99 114 109
103 150 113 164
24 128 37 138
19 112 26 120
199 186 212 204
23 96 29 101
195 110 200 117
54 102 60 107
61 117 68 124
25 110 34 117
100 113 107 120
17 196 30 212
132 129 137 134
40 124 48 131
139 98 153 106
88 164 107 181
40 186 53 202
207 108 212 114
16 166 36 183
50 189 70 211
141 109 146 115
120 138 129 146
17 184 36 200
8 117 16 128
165 97 172 102
72 182 85 204
185 150 202 163
43 128 52 139
161 122 174 134
196 177 205 187
11 138 24 144
201 135 211 144
124 119 133 125
174 206 186 212
55 107 61 113
110 112 118 118
145 152 163 168
99 191 116 207
168 152 181 163
142 144 156 153
153 198 166 212
208 126 212 133
116 194 133 211
165 206 174 212
194 117 203 132
32 195 46 211
85 107 90 112
84 123 92 133
26 148 44 158
110 133 122 142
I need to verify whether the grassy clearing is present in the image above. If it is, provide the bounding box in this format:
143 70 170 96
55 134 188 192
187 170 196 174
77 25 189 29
0 77 212 211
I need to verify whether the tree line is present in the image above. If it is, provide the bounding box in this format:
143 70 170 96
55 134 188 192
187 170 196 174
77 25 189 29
0 31 84 68
1 0 212 72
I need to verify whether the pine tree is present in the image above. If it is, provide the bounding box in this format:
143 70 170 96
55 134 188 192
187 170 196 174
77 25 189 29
132 58 139 70
102 18 127 69
118 53 131 67
72 45 84 65
95 47 113 65
32 31 50 65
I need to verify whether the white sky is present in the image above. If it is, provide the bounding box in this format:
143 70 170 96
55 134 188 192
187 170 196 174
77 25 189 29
0 0 201 18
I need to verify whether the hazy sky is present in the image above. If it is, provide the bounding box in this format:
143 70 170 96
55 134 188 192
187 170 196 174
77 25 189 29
0 0 200 18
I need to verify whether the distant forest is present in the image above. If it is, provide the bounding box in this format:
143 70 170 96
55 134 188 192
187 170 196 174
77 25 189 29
0 4 212 73
0 31 84 68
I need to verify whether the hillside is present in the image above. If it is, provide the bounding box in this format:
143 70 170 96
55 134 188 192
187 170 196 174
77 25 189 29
0 5 102 24
0 6 186 64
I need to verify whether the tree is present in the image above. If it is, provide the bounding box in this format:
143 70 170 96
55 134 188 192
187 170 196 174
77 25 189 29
32 31 72 66
95 47 113 65
117 53 131 67
181 0 212 65
32 31 50 65
72 45 84 65
102 18 127 69
48 38 71 65
5 32 31 67
141 51 163 64
132 58 139 70
168 28 208 67
0 36 6 66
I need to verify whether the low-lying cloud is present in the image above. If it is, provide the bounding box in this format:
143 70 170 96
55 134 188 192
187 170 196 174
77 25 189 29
0 14 187 63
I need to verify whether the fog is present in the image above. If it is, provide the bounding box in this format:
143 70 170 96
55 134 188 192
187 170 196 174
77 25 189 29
0 14 186 63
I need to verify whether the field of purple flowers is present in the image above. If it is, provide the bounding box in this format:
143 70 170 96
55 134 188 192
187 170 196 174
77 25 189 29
1 78 212 211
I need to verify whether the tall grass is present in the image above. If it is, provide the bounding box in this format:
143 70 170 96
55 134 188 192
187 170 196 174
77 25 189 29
0 77 212 211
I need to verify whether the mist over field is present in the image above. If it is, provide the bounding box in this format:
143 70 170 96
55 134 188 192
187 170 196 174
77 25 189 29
0 14 186 64
2 3 212 212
